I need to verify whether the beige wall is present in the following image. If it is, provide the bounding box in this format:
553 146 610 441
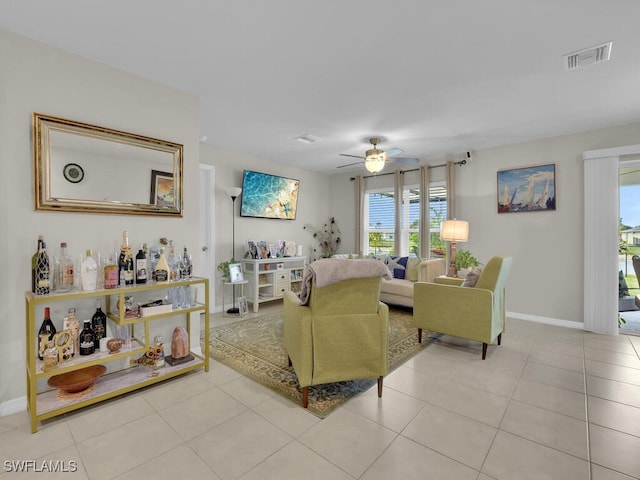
330 122 640 326
0 30 200 412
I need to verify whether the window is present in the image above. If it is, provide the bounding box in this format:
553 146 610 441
364 182 447 257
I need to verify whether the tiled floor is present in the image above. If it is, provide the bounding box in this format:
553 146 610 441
2 304 640 479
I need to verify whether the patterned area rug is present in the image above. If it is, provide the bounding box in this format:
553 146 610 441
207 307 428 417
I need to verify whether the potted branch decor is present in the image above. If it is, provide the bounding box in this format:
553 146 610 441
304 217 341 259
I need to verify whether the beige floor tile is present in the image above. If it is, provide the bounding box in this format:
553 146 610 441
584 336 638 354
588 396 640 437
471 347 527 377
450 362 519 397
188 410 291 480
0 411 29 435
522 361 585 393
590 424 640 478
482 431 589 480
500 400 588 459
298 408 397 478
533 338 585 358
383 365 444 402
584 346 640 369
22 444 88 479
430 380 510 427
0 420 74 462
202 360 243 387
158 387 247 440
512 378 586 420
419 340 476 363
218 375 276 408
343 383 426 433
591 463 639 480
113 444 219 480
586 359 640 386
141 370 214 411
251 395 320 438
403 349 464 379
585 331 632 344
587 375 640 408
402 403 497 470
360 435 478 480
65 395 155 443
527 349 585 373
76 414 182 480
238 440 352 480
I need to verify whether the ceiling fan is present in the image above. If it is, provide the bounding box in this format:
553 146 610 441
337 137 418 173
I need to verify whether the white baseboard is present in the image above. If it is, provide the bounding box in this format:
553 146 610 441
0 396 26 417
507 311 585 330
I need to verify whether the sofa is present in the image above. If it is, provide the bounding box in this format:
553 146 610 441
332 254 446 307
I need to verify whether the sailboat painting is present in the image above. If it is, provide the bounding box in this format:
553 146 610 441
497 164 556 213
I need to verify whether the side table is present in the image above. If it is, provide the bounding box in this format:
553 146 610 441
222 280 248 317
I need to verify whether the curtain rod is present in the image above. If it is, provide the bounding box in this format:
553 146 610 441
349 158 467 181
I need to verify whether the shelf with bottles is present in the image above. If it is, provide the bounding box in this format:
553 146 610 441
25 277 209 433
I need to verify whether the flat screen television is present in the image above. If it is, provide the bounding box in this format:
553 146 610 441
240 170 300 220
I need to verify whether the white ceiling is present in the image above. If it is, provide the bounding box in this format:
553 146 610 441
2 0 640 174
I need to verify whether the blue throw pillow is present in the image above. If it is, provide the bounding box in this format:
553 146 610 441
388 256 409 279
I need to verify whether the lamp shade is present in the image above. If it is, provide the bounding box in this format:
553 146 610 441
364 149 386 173
226 187 242 198
440 219 469 242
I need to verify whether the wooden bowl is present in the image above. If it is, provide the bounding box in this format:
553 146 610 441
48 365 106 393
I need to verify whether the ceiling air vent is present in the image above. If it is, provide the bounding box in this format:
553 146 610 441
564 42 612 70
296 133 320 144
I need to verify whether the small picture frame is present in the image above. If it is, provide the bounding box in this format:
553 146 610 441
228 263 244 282
237 296 248 315
269 244 278 259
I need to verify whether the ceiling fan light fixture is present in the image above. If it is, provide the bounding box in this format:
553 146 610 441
365 148 386 173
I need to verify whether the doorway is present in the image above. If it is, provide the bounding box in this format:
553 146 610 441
619 161 640 336
199 164 216 305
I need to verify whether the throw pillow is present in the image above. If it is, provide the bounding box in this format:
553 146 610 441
405 257 421 282
388 256 409 279
462 266 483 287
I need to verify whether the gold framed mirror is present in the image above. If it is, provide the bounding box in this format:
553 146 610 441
33 113 183 216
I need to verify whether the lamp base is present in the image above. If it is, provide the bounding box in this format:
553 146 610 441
226 307 239 314
447 266 458 278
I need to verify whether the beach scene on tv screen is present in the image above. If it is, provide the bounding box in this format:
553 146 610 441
241 171 299 219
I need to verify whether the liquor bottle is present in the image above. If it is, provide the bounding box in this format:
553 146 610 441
55 242 75 292
91 301 107 341
182 246 193 278
167 240 179 281
135 247 147 284
154 247 170 282
37 307 56 360
80 250 98 291
153 335 165 368
79 320 95 355
35 241 50 295
103 254 118 289
118 231 134 285
63 307 79 357
31 235 43 293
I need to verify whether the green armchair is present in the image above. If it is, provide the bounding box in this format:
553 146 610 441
413 256 512 359
284 274 389 408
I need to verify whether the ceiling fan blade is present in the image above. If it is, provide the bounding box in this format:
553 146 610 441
386 148 403 158
339 153 365 159
337 160 364 168
389 157 419 164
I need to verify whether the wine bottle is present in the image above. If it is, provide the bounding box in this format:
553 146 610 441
118 231 134 285
154 247 170 282
35 241 50 295
31 235 43 293
81 250 98 291
135 247 147 284
153 335 165 368
63 307 79 357
183 246 192 278
56 242 75 292
91 301 107 341
168 240 178 281
38 307 56 360
79 320 95 355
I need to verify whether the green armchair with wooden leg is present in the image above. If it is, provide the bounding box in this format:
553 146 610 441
413 256 512 359
283 260 389 408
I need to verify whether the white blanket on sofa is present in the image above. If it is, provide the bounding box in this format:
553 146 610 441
299 258 392 304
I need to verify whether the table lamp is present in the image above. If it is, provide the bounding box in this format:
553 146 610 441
440 219 469 277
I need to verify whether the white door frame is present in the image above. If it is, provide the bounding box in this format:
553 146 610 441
199 164 216 306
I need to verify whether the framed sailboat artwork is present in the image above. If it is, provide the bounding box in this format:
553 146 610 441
497 164 556 213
